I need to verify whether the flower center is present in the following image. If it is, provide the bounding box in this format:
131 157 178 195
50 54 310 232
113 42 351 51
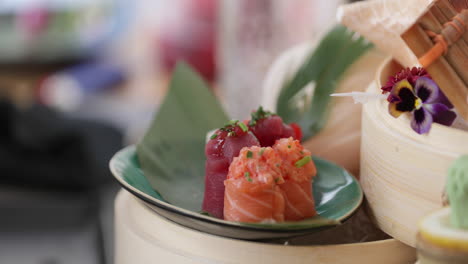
414 98 423 110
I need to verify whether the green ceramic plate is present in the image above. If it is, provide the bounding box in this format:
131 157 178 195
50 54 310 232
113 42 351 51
110 145 363 240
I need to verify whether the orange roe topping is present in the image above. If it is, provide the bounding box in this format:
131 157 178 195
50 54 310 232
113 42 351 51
227 146 284 185
273 137 316 182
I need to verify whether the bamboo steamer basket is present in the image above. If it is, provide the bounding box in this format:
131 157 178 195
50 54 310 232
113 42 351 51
360 58 468 247
115 190 415 264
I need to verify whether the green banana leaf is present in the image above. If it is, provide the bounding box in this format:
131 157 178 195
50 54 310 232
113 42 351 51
276 25 373 141
137 63 229 211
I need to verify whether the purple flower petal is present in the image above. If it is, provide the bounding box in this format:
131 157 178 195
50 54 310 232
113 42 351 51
411 108 433 134
387 94 401 103
434 89 454 109
415 77 439 104
425 103 457 126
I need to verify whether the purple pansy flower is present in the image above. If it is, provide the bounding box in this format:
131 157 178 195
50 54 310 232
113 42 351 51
387 77 456 134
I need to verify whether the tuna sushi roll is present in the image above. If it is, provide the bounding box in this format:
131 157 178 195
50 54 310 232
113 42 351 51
202 121 260 218
248 107 302 146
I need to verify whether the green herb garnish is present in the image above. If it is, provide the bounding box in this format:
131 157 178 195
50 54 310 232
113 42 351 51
275 178 280 183
295 156 312 168
246 151 253 158
259 148 265 156
244 172 252 182
287 145 291 149
220 120 247 136
210 134 218 140
249 106 275 126
228 119 239 125
238 122 248 132
200 211 214 217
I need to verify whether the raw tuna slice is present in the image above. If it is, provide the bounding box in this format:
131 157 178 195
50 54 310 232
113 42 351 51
202 121 260 218
248 107 302 146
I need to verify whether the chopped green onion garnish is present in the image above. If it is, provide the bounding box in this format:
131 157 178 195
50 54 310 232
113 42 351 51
287 145 291 149
244 172 252 182
238 122 248 132
274 178 280 183
246 151 253 158
259 148 265 156
249 106 275 126
210 134 218 140
200 211 214 217
295 156 312 168
228 119 239 125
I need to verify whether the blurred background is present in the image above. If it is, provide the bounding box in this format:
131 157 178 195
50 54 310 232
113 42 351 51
0 0 358 263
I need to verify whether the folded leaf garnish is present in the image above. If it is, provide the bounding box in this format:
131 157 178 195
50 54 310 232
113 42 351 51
276 25 373 141
137 62 229 211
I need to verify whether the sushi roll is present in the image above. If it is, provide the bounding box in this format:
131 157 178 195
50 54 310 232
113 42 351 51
224 138 317 223
203 107 312 221
273 137 317 221
248 107 302 146
224 146 286 222
202 121 260 218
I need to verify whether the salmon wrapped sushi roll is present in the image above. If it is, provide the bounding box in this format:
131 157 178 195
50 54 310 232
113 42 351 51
273 137 317 221
224 147 285 223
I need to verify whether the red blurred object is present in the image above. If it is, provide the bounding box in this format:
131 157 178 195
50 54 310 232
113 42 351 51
158 0 217 82
290 123 303 142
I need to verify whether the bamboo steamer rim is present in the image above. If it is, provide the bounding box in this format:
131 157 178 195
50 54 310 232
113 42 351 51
115 190 416 264
135 195 392 249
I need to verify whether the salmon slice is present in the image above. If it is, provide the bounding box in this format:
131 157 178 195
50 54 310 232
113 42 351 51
223 146 285 222
279 180 316 221
224 180 285 222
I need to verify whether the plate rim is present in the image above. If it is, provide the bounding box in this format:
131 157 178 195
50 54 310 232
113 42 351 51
110 145 363 232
